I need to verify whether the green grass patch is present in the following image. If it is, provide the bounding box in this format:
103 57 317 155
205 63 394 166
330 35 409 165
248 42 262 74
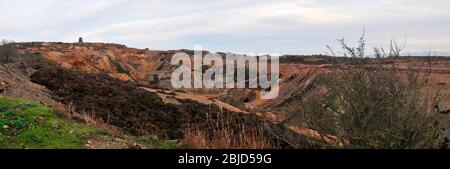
0 97 102 149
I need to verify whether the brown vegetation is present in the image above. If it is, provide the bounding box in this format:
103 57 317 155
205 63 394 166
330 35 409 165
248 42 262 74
182 111 275 149
30 63 184 138
27 59 282 148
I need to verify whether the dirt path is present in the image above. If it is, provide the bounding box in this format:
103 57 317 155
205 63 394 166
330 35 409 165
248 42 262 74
142 88 249 114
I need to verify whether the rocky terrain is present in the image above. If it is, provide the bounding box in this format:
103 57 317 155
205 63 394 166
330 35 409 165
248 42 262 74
1 41 450 149
14 42 450 114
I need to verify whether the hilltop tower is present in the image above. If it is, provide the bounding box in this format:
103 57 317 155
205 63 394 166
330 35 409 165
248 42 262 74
78 37 83 43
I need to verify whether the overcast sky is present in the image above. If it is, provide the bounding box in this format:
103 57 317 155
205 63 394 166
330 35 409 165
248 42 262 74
0 0 449 55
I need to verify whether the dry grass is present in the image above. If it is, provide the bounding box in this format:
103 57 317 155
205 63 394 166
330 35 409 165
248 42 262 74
63 103 118 133
182 125 273 149
181 111 275 149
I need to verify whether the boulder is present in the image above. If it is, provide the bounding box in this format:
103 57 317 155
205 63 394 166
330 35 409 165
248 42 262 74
437 94 450 114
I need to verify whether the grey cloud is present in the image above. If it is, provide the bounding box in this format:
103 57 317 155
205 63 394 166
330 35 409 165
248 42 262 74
0 0 449 55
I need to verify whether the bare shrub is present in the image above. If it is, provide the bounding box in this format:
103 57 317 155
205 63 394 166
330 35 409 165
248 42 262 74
0 39 17 63
285 35 440 149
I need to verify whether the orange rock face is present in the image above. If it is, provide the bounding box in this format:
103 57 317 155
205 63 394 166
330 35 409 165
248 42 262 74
16 42 175 83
